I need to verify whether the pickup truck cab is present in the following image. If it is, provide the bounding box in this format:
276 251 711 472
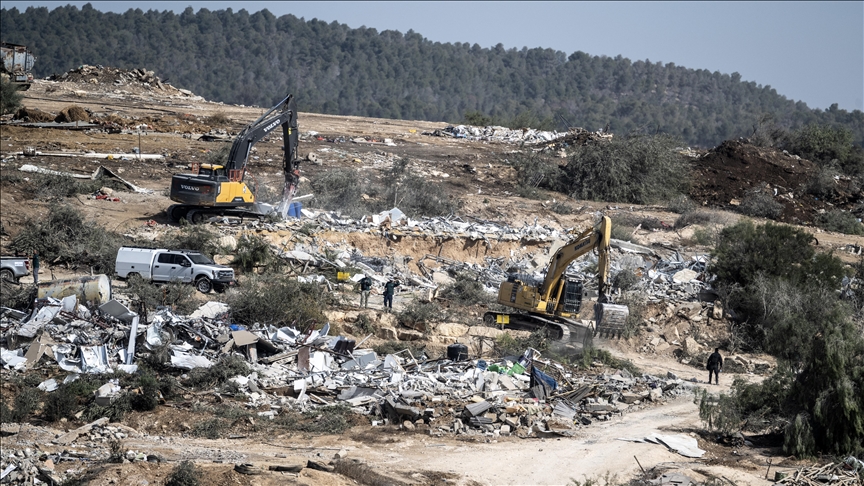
115 247 234 293
0 256 31 283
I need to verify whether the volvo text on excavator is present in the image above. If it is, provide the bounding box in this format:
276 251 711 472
167 94 301 223
483 216 629 345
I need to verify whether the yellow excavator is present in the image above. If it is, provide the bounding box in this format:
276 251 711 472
483 215 629 343
167 94 301 223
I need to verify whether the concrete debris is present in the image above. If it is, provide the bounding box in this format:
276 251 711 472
18 164 154 193
617 433 706 458
422 125 613 152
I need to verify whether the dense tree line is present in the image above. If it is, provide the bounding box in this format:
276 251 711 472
2 4 862 147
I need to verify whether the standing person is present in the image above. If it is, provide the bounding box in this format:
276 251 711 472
706 348 723 385
382 277 400 311
32 250 39 286
358 274 373 308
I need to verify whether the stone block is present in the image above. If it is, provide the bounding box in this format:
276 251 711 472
436 323 469 337
468 326 503 339
397 329 424 341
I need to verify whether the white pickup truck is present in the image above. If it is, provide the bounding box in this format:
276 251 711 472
115 247 235 293
0 256 31 283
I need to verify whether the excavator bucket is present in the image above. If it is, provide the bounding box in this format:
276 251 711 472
594 303 629 339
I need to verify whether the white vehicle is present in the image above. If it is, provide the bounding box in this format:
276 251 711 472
115 247 235 293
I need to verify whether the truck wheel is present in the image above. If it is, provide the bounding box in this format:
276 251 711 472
195 276 213 294
0 269 15 283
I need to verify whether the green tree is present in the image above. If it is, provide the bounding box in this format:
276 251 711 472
0 77 24 115
710 220 845 289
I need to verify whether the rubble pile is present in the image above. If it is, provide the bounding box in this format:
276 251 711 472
424 124 563 145
776 459 864 486
422 125 613 149
0 286 699 441
533 127 614 154
51 65 172 92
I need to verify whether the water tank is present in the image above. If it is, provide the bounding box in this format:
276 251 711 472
447 343 468 361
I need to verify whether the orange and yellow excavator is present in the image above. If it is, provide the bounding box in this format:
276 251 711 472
167 94 302 223
484 216 629 343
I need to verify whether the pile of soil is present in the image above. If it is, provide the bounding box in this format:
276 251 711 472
688 140 859 224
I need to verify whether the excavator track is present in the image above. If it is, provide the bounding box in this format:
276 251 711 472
166 205 266 224
483 302 629 348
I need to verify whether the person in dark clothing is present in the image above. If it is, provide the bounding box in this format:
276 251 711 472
706 348 723 385
358 274 373 308
32 251 39 286
383 278 400 310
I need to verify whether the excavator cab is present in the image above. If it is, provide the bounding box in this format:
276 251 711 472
196 164 229 182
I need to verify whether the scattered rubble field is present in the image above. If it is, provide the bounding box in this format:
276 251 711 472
1 67 863 486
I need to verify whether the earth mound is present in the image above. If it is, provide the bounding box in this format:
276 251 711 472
689 140 860 224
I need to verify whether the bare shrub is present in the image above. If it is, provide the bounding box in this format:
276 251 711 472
193 418 227 439
666 194 696 214
397 300 444 329
550 201 575 214
554 134 690 205
309 169 370 218
273 404 352 434
9 203 126 274
165 460 202 486
816 210 863 235
232 232 277 272
55 105 89 122
674 209 731 229
205 111 230 125
737 190 783 220
156 224 222 257
380 158 457 217
579 346 640 374
439 272 491 305
372 341 426 358
205 142 230 165
612 269 640 292
185 355 249 389
226 275 330 328
14 106 54 122
609 222 634 242
806 164 841 198
0 281 36 310
125 275 197 314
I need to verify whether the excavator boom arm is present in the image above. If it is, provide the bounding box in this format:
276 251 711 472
225 94 299 181
539 216 612 302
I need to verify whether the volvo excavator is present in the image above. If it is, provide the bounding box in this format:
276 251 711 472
167 94 302 223
483 216 629 345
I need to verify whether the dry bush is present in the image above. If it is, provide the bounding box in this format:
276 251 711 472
14 106 54 121
666 194 696 214
55 105 89 122
737 190 783 220
10 203 127 274
226 274 331 328
205 111 230 125
674 209 733 229
554 134 690 205
816 210 864 235
165 460 202 486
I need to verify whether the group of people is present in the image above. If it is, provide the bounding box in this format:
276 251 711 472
357 274 400 310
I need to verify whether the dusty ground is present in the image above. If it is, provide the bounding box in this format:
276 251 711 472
1 72 861 485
